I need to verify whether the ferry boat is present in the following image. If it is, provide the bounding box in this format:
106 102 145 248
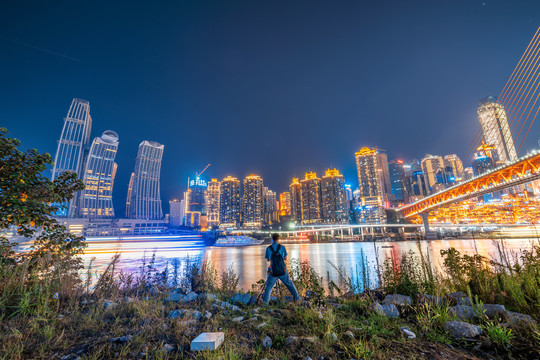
213 235 264 247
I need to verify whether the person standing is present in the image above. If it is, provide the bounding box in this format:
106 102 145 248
262 233 300 304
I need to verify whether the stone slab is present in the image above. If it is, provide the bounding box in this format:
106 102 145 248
191 332 225 351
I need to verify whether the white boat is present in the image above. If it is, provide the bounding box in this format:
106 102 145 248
213 236 264 247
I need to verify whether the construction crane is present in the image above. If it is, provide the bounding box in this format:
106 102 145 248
196 164 211 179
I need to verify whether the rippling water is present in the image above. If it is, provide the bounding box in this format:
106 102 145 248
19 235 537 291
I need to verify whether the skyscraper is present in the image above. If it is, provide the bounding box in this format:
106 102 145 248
388 160 406 203
219 176 241 229
300 172 322 224
185 177 207 227
279 192 292 217
242 174 264 228
321 168 347 224
52 98 92 217
205 179 220 228
355 147 386 224
375 151 392 203
477 96 517 163
126 140 164 220
289 178 302 223
263 187 278 224
421 154 444 191
443 154 464 180
78 130 119 218
169 198 185 227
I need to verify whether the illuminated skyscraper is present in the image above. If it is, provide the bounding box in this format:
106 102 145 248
262 187 278 224
279 192 292 216
388 160 406 203
51 98 92 217
477 96 517 163
242 175 264 228
375 151 391 203
421 154 444 191
205 179 220 228
289 178 302 223
126 140 164 220
78 130 119 218
472 143 498 176
185 177 207 227
355 147 386 224
169 198 185 227
219 176 241 229
300 172 322 224
321 168 347 224
443 154 464 179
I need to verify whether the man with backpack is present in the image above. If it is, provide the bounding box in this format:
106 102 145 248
262 233 300 304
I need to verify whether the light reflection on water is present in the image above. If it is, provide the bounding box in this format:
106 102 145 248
31 236 537 291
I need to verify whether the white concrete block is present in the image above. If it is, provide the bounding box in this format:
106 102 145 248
190 332 225 351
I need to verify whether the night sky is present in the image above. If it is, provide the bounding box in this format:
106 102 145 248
1 0 540 215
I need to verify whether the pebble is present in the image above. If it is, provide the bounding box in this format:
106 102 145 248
108 335 133 343
344 330 354 339
232 316 244 322
399 327 416 339
161 343 175 352
262 336 272 348
443 320 482 339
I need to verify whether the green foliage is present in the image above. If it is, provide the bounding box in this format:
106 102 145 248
289 259 324 298
382 249 436 298
483 321 515 349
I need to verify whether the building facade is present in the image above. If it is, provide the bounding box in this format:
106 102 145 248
300 172 322 224
355 147 386 224
242 175 264 228
126 140 164 220
321 168 348 224
389 160 407 203
51 98 93 217
78 130 119 218
205 179 220 228
169 199 185 227
263 187 279 224
289 178 302 223
219 176 241 229
421 154 445 192
185 178 207 227
279 191 292 216
477 96 517 164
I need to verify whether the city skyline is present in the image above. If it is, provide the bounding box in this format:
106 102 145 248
2 1 540 215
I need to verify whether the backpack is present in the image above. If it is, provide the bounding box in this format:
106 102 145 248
269 244 286 276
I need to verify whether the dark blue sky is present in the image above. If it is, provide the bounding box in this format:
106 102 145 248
1 0 539 215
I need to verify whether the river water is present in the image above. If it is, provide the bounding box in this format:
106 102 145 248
35 235 537 290
21 235 537 291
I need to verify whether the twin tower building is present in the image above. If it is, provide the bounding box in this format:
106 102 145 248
51 98 164 221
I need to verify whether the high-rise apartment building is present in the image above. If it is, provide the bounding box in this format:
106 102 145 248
219 176 241 229
52 98 92 217
444 154 464 180
205 179 220 228
355 147 386 224
126 140 164 220
300 172 322 224
169 199 185 227
185 177 207 227
477 96 517 164
421 154 444 191
279 192 292 216
78 130 119 218
242 175 264 228
263 187 278 224
375 151 392 203
321 168 347 224
289 178 302 223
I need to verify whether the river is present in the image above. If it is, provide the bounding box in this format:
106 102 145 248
18 235 537 291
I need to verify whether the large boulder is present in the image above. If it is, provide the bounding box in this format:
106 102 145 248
446 291 472 306
418 294 446 306
504 311 536 328
449 305 477 321
231 293 252 305
483 304 506 319
383 294 412 306
443 321 482 339
372 302 399 318
165 291 198 303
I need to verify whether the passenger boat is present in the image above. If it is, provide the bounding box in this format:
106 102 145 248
213 235 264 247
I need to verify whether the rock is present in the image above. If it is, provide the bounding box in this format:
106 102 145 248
231 293 252 305
168 309 203 320
180 319 198 326
125 297 137 303
483 304 506 319
443 321 482 339
232 316 244 322
257 322 268 328
167 309 186 319
448 305 477 321
204 311 212 319
383 294 412 306
182 291 199 303
418 294 445 306
446 292 472 306
253 307 260 313
344 330 354 339
81 299 94 305
371 302 399 318
191 332 225 351
60 355 81 360
399 327 416 339
262 336 272 348
214 300 241 312
328 332 338 341
103 300 117 310
305 358 313 360
504 310 536 327
109 335 133 343
198 293 217 301
285 336 298 346
161 343 175 352
318 311 324 319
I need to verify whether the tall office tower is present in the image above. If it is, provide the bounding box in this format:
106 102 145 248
410 171 429 197
477 96 517 163
472 142 499 176
78 130 119 218
321 168 347 224
126 140 164 220
355 147 386 224
219 176 241 228
463 167 474 180
344 184 353 202
185 177 207 227
169 198 185 227
242 175 264 228
289 178 302 223
263 187 278 224
279 191 292 216
421 154 445 191
300 172 322 224
375 151 392 203
444 154 464 179
388 160 406 203
51 98 92 217
205 179 220 228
